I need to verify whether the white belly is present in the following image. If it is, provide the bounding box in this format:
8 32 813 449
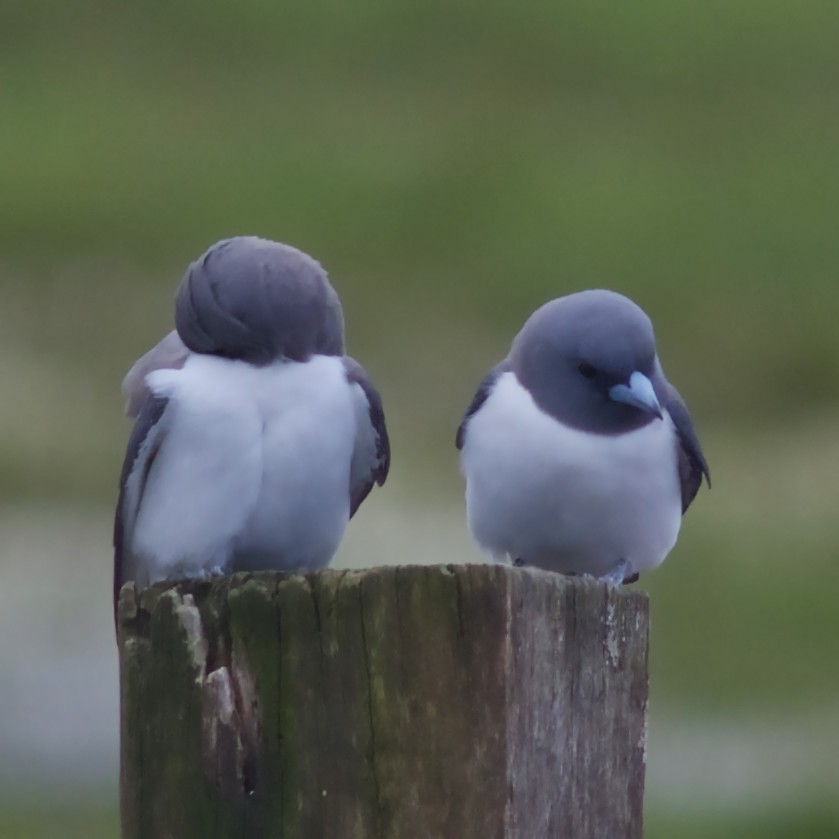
460 372 682 577
133 354 355 582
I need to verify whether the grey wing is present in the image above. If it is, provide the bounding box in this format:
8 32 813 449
343 358 390 517
121 330 189 417
113 394 170 622
659 380 711 513
456 362 509 450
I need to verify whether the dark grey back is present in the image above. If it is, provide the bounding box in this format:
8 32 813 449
175 236 345 364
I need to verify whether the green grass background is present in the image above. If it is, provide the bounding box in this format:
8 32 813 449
1 1 838 835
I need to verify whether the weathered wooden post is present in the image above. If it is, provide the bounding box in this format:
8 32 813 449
118 565 648 838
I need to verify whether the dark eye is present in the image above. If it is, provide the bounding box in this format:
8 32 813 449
578 362 597 379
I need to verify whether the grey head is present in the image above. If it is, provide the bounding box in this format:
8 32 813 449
510 289 665 435
175 236 345 364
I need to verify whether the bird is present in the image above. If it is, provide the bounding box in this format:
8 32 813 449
113 236 390 612
456 289 709 584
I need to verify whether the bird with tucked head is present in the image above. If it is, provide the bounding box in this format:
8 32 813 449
114 236 390 615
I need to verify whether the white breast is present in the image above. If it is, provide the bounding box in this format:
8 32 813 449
460 372 682 577
132 353 356 582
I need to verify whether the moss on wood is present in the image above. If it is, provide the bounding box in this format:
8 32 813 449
119 566 648 839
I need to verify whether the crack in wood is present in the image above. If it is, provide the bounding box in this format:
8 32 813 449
358 579 384 838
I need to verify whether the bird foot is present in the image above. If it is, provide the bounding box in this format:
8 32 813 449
600 558 634 587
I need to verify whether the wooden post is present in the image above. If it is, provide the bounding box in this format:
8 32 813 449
118 565 649 839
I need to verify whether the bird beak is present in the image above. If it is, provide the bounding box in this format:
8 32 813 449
609 371 663 419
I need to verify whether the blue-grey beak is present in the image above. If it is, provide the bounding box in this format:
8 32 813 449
609 371 663 418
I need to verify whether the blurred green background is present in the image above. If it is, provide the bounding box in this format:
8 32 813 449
2 1 838 836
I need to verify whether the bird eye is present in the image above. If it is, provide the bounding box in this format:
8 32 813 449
578 362 597 379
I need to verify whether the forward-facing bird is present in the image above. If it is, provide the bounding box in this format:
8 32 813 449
114 237 389 611
457 290 708 584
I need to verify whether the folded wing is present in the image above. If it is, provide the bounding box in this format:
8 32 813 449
343 358 390 517
113 394 170 617
121 331 189 417
658 379 711 512
456 362 510 450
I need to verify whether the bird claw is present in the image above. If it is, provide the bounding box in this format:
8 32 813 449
510 556 638 586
